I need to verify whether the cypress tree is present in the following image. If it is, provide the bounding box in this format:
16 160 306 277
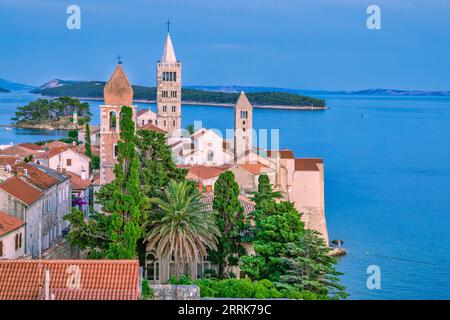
100 106 145 259
85 123 92 158
209 171 245 277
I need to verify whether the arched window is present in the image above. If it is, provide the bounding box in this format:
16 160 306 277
207 150 214 162
172 106 176 113
109 111 117 132
173 120 175 127
173 72 177 82
164 120 166 127
114 144 118 159
163 105 167 112
145 253 159 281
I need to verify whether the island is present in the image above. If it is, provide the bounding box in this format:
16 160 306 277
0 87 11 93
31 79 327 109
11 96 91 130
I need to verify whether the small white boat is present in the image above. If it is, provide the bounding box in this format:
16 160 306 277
5 127 12 131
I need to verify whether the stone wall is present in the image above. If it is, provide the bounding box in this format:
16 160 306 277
41 240 88 260
150 285 200 300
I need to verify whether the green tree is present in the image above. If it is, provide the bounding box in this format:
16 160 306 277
99 106 147 259
68 106 148 259
278 231 348 299
135 129 188 199
146 180 220 278
185 124 195 135
85 123 92 158
209 171 245 277
240 179 347 299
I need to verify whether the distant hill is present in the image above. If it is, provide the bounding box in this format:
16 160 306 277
188 86 450 97
32 80 327 108
0 87 10 93
0 78 36 92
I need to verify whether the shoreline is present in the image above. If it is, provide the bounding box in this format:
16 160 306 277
43 96 327 110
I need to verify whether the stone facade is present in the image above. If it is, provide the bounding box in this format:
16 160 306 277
157 33 181 136
99 63 136 185
234 92 253 160
150 285 200 300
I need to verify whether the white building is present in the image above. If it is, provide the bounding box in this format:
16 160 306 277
0 211 26 259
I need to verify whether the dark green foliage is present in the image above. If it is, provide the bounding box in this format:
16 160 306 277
141 279 154 299
84 124 92 158
189 278 285 299
68 130 78 140
12 96 91 124
135 129 188 199
240 176 347 300
65 106 147 259
209 171 245 277
90 155 100 170
185 124 195 135
34 83 326 107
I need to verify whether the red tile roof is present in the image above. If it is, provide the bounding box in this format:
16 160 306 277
0 260 140 300
138 123 167 134
91 175 100 186
12 163 59 190
267 149 295 159
67 172 91 190
46 140 68 149
185 165 229 180
137 108 150 117
0 155 21 166
0 145 33 157
201 192 255 215
0 211 25 237
46 146 68 158
237 162 269 175
294 158 323 171
18 143 44 151
0 176 44 205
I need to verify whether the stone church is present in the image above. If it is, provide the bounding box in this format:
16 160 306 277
98 29 329 283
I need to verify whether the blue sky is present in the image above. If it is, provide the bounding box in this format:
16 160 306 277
1 0 449 90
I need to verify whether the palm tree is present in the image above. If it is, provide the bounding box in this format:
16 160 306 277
145 180 220 279
185 124 195 135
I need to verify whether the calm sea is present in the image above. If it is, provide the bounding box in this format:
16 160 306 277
1 91 449 299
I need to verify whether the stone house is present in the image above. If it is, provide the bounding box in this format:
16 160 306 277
47 146 90 179
137 108 157 127
0 163 71 257
0 211 26 259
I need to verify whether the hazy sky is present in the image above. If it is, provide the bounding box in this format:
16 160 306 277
1 0 449 90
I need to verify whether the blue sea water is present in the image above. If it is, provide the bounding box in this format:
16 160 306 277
1 92 449 299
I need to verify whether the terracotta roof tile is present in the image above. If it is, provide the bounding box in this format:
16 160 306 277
0 211 25 237
267 149 295 159
137 123 167 134
237 162 269 175
12 163 64 190
47 146 69 158
67 172 90 190
0 156 21 166
0 260 140 300
186 165 229 180
201 192 255 215
294 158 323 171
18 143 44 151
46 141 68 149
137 109 149 117
0 176 44 205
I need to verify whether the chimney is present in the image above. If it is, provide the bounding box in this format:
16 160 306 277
197 181 204 193
16 167 23 178
80 168 87 180
44 269 51 300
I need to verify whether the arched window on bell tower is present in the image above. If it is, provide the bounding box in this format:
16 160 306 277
109 111 117 132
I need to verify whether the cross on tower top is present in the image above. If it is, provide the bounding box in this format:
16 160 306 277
117 55 122 65
166 19 171 33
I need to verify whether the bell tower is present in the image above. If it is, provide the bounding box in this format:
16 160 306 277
234 91 253 160
156 24 181 136
99 60 136 185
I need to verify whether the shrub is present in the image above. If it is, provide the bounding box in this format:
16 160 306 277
169 275 194 285
219 278 255 298
141 279 154 300
194 279 219 298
